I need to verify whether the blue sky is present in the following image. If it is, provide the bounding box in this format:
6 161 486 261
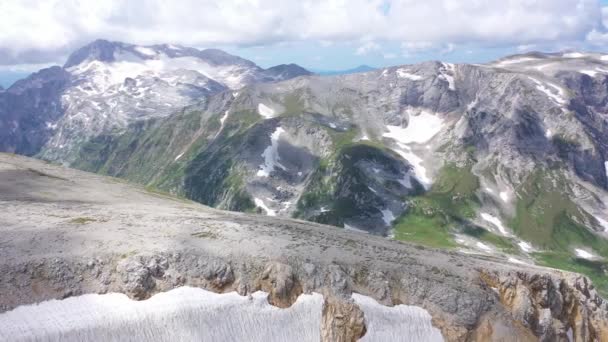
1 0 607 87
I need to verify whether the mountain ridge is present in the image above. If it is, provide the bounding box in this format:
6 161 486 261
1 42 608 296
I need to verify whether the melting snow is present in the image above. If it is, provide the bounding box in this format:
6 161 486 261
580 70 599 77
344 224 369 234
254 198 276 216
393 145 431 188
257 127 286 177
575 249 596 260
134 46 157 56
499 191 510 203
440 63 456 91
604 161 608 179
383 110 444 189
595 215 608 232
480 213 509 236
257 103 275 119
381 209 396 226
383 110 444 144
495 57 538 66
396 69 423 81
528 77 567 105
352 293 444 342
476 242 493 252
518 241 534 253
0 287 324 342
563 52 585 58
508 257 527 265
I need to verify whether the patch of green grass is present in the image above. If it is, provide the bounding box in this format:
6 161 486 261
510 170 608 256
461 225 517 253
68 217 97 225
393 213 457 248
393 164 480 249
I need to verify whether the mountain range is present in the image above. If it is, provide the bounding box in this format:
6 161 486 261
1 40 608 297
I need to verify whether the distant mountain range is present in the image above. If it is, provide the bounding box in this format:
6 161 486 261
314 65 377 76
1 41 608 296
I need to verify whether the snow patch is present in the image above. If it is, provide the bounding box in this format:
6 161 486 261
257 127 286 177
352 293 444 342
594 215 608 232
174 152 184 161
396 68 423 81
563 52 585 58
528 77 567 105
383 110 444 145
440 63 456 91
134 46 157 56
518 241 534 253
508 257 527 265
575 248 596 260
495 57 538 66
393 145 431 188
499 191 510 203
0 287 324 342
257 103 276 119
476 242 493 253
480 213 509 236
381 209 396 226
254 198 276 216
344 224 369 234
580 70 598 77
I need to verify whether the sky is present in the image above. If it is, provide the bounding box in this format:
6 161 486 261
1 0 608 87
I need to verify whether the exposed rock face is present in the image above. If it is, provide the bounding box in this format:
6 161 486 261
0 153 607 340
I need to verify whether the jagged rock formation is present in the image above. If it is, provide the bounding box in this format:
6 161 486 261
0 153 607 341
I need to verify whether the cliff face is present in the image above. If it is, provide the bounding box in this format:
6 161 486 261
0 153 606 341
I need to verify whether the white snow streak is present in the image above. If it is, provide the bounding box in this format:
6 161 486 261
381 209 396 226
518 241 534 253
480 213 509 236
575 249 596 260
396 69 423 81
254 198 276 216
499 191 510 203
352 293 444 342
257 103 276 118
563 52 585 58
384 111 444 145
174 152 184 161
257 127 286 177
528 77 567 105
393 144 431 188
134 46 157 56
0 287 324 342
344 224 369 234
383 110 444 189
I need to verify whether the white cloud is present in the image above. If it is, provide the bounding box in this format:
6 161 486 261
356 41 381 55
383 53 397 59
0 0 604 64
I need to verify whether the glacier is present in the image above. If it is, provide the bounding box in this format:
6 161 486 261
0 287 324 342
0 287 450 341
352 293 444 342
